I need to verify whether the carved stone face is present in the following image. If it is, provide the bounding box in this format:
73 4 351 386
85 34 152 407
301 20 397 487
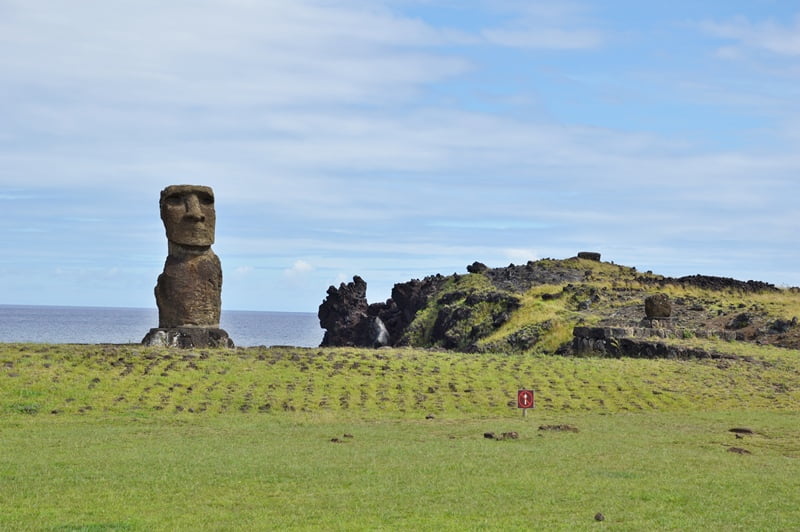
160 185 216 247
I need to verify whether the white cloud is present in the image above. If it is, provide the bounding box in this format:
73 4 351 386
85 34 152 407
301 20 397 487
701 14 800 57
233 265 254 278
483 27 602 49
284 260 314 278
0 0 468 108
479 0 603 49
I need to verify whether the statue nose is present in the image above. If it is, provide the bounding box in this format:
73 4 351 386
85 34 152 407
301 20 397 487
184 195 205 222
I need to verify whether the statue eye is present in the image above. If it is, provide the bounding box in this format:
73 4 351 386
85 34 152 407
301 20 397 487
165 194 183 206
200 194 214 205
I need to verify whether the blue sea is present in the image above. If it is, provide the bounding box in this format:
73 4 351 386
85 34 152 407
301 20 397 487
0 305 323 347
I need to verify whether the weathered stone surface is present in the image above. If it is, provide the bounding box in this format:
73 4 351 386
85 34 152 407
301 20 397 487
577 251 601 261
156 250 222 327
318 274 448 348
641 274 778 293
484 261 586 293
726 313 752 330
142 327 234 348
318 276 370 347
566 326 755 360
143 184 233 347
645 293 672 318
466 261 488 274
428 290 520 351
383 275 447 336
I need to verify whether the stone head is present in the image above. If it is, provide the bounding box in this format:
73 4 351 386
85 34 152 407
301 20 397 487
160 185 216 247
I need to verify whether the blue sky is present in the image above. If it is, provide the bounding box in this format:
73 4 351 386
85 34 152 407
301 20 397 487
1 0 799 312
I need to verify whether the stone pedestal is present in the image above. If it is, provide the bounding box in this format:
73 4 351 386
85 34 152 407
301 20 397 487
142 327 234 348
640 317 675 329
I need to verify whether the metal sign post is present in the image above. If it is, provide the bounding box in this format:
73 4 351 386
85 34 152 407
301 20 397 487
517 389 534 417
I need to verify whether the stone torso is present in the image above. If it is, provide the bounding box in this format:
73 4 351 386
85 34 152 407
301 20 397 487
155 250 222 328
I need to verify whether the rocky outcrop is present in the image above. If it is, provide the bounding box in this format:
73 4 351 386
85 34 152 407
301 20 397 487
318 270 524 350
318 276 370 347
317 255 798 352
428 290 520 351
466 261 488 274
577 251 601 261
643 274 778 293
377 275 449 344
317 275 392 347
567 326 748 360
484 261 586 293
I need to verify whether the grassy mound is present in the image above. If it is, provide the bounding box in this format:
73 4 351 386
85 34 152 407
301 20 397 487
2 342 799 418
399 257 800 353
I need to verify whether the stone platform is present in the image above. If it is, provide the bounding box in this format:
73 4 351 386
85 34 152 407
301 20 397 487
142 327 234 348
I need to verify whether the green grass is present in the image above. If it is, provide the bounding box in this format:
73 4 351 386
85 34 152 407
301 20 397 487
1 342 800 529
2 412 799 530
3 343 799 416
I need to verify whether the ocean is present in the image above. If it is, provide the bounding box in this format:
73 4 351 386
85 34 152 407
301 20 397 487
0 305 324 347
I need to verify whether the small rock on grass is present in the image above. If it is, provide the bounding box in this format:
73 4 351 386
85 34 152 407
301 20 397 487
594 513 605 522
727 447 751 455
484 431 520 441
538 424 579 433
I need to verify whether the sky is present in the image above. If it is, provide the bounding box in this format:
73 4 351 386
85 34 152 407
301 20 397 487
1 0 799 313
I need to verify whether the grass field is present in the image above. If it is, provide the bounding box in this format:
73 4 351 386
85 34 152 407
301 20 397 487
1 342 799 530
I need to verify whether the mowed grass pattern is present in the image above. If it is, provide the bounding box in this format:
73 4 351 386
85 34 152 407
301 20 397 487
1 343 800 417
2 343 800 530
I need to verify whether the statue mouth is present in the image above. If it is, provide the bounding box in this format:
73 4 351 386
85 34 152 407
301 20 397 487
170 222 214 245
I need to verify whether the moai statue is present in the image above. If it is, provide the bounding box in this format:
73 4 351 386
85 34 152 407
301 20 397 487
142 185 234 348
642 293 672 329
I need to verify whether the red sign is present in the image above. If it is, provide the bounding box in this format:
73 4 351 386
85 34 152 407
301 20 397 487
517 389 534 409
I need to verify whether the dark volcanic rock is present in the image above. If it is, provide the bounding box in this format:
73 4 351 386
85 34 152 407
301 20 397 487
727 313 752 330
645 293 671 318
644 274 778 293
769 318 797 333
318 276 370 347
318 259 587 349
379 275 449 344
539 424 579 433
485 261 586 293
430 291 520 350
319 274 450 347
467 261 488 274
577 251 601 261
